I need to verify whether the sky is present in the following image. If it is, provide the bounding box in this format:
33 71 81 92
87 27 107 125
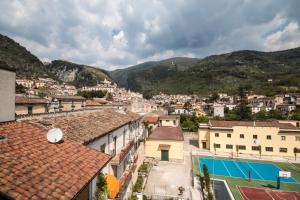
1 0 300 71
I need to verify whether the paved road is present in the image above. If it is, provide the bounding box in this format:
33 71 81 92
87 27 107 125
144 134 202 199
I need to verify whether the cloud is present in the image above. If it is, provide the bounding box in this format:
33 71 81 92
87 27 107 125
0 0 300 70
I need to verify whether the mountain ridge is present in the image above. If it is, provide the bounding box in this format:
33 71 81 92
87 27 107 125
110 47 300 97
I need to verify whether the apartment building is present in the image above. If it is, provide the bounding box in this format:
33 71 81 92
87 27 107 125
34 108 145 199
15 95 49 115
199 120 300 158
159 115 180 127
0 62 15 122
51 95 86 112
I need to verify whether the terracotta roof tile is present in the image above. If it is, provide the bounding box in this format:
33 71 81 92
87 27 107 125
143 116 159 123
148 126 184 141
33 108 141 144
15 96 49 104
0 121 111 200
52 95 85 100
209 120 299 129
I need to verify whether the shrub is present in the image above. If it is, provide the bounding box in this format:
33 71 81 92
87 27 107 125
133 175 144 192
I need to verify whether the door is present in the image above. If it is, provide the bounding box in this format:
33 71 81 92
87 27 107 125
202 142 207 149
161 150 169 161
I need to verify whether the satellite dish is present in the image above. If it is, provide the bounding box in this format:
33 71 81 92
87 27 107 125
47 128 63 143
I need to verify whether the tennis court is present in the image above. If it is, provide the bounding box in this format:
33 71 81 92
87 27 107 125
198 157 298 183
238 186 300 200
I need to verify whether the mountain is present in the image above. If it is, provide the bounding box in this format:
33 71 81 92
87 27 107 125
0 34 49 78
0 33 111 87
47 60 112 87
110 48 300 97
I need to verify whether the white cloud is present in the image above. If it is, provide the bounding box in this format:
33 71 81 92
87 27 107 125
265 22 300 51
0 0 300 70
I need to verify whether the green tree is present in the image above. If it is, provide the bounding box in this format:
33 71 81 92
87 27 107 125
236 86 252 120
38 92 46 98
290 109 300 120
77 90 106 99
198 115 209 123
96 173 107 200
203 164 213 200
106 92 113 101
16 83 26 93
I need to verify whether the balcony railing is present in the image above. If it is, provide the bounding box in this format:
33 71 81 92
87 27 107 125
111 140 135 165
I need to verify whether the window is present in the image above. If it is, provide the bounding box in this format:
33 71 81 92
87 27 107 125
240 134 244 139
226 144 233 149
28 105 33 115
166 120 170 122
238 145 246 150
215 133 219 137
100 144 106 153
227 133 231 138
252 146 261 151
296 136 300 141
173 120 176 126
253 135 258 139
279 148 287 153
214 144 221 148
281 136 286 141
267 135 271 140
265 147 273 152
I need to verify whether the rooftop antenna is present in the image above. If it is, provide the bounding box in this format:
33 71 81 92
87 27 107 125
47 128 63 143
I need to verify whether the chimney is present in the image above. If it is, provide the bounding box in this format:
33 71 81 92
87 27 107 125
0 62 15 122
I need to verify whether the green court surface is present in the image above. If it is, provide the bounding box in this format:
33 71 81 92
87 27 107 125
193 156 300 200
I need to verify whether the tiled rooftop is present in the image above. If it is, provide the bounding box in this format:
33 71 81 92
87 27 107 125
52 95 85 100
148 126 184 141
143 116 159 123
209 120 299 129
15 96 49 104
0 121 111 200
33 108 141 144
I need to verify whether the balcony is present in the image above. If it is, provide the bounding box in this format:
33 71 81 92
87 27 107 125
111 140 135 165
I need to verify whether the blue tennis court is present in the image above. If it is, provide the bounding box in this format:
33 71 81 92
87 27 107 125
198 157 298 183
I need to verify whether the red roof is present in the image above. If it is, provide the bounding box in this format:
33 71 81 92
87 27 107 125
148 126 184 141
144 116 159 123
0 121 111 200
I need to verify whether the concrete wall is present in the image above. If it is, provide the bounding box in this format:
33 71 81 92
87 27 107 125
199 126 300 158
160 118 179 127
145 140 184 162
198 128 210 149
0 69 15 122
87 119 144 198
15 104 47 115
60 101 84 111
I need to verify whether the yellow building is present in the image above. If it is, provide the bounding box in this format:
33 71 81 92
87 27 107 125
15 96 49 115
159 115 180 127
199 120 300 158
145 126 184 162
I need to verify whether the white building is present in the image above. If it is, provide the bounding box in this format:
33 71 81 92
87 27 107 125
213 103 224 117
0 62 15 122
35 108 146 199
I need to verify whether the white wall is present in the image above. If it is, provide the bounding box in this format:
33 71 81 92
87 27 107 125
0 69 15 122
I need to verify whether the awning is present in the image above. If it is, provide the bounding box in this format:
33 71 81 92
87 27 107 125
158 144 171 150
105 175 120 199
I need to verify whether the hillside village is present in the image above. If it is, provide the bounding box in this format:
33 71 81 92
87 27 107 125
2 52 300 200
1 2 300 199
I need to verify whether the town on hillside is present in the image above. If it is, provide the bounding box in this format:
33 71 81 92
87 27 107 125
1 57 300 200
1 1 300 200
